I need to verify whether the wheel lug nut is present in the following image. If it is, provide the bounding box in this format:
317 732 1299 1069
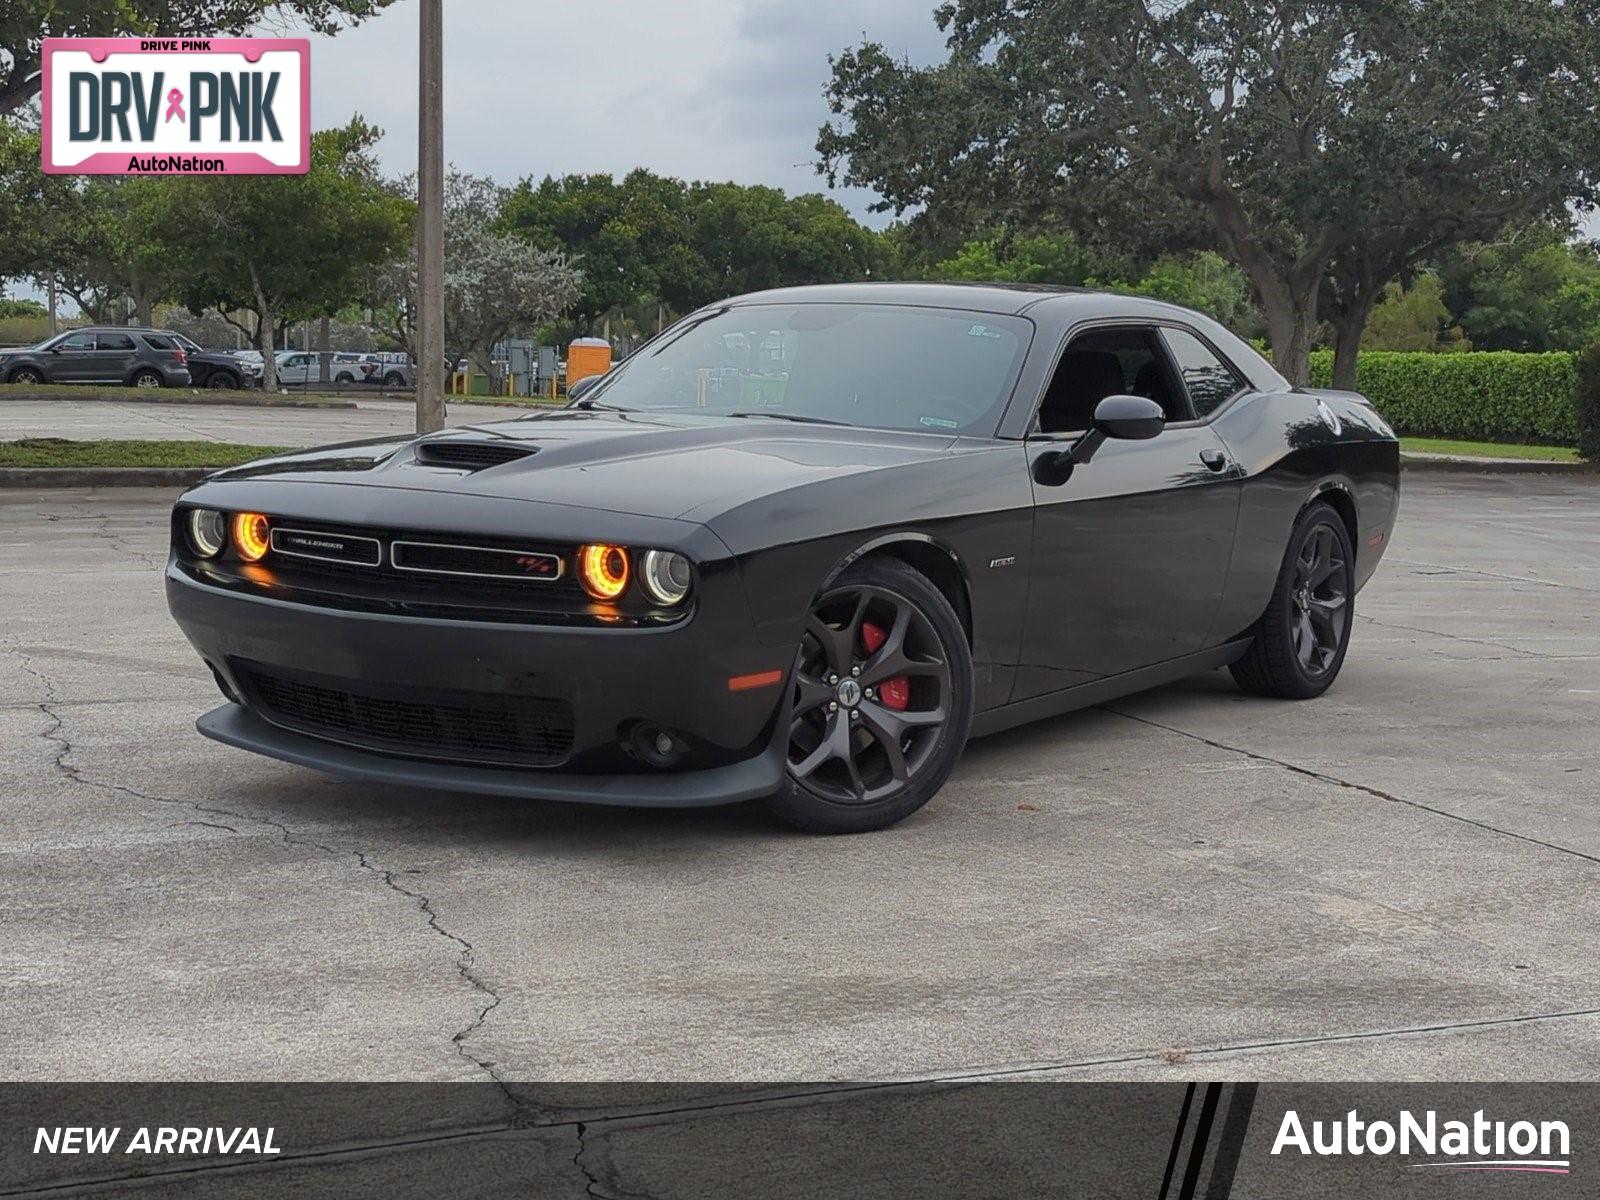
828 701 838 711
827 674 838 685
851 666 861 677
850 709 859 720
864 688 875 700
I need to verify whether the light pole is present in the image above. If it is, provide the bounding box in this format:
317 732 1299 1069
416 0 445 433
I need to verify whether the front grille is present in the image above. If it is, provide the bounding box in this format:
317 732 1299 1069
238 665 574 765
414 440 534 470
392 540 562 580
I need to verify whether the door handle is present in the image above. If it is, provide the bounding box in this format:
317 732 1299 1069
1199 449 1229 472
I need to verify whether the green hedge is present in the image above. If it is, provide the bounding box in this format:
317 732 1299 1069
1307 350 1578 445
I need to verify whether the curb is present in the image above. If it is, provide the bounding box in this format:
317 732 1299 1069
1400 455 1598 476
0 466 214 488
0 391 356 410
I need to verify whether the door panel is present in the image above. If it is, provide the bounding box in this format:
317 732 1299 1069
91 332 138 381
49 333 99 382
1014 427 1242 698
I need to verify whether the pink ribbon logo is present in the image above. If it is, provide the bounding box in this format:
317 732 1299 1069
164 88 185 123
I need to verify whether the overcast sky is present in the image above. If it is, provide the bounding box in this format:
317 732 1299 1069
272 0 947 223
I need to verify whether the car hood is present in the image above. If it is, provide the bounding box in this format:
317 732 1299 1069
205 409 961 522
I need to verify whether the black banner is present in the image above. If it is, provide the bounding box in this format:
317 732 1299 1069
2 1083 1591 1197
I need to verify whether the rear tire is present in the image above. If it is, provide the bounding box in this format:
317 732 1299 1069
764 557 972 834
1230 501 1355 699
130 369 163 388
384 371 406 387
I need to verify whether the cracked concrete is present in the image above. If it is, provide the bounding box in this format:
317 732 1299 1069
1 472 1597 1088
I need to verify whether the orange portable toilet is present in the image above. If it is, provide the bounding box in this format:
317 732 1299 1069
567 337 612 389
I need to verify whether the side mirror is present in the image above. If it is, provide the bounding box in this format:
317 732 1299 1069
1092 394 1166 441
1064 394 1165 466
48 345 63 354
567 373 604 403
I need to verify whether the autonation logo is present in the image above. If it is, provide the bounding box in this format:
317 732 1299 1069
1272 1109 1571 1175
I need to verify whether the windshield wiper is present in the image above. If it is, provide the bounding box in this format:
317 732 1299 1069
724 410 848 427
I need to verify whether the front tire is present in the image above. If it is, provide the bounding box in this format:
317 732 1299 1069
206 371 239 389
1230 501 1355 699
764 557 973 833
384 371 406 387
8 367 43 385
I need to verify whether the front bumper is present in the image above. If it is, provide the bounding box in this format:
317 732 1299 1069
167 557 794 805
197 702 785 807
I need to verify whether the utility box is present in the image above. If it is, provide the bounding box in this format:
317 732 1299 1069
567 337 612 388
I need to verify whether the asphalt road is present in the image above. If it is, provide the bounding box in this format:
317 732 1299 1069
0 396 530 446
1 473 1596 1086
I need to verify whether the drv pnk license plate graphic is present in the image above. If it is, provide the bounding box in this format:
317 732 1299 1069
41 37 310 175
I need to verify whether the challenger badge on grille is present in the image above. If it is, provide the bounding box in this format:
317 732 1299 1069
269 528 383 566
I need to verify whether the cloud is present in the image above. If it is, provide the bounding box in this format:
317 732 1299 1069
288 0 946 223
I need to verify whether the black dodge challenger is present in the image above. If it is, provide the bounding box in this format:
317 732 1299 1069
166 284 1399 832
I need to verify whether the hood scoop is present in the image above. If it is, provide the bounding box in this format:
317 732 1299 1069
414 439 537 471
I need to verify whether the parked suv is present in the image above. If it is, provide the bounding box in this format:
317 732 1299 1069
149 331 252 389
0 327 191 388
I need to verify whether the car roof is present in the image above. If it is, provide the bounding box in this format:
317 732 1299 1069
715 280 1253 323
717 281 1093 316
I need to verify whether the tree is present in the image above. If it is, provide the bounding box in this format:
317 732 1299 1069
928 231 1110 286
679 184 887 309
1439 224 1600 352
501 170 698 330
819 1 1600 385
501 171 890 330
1360 275 1468 353
36 176 175 324
374 170 581 392
1116 252 1260 335
0 1 392 116
149 117 410 390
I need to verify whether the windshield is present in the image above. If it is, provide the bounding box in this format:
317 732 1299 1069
585 303 1032 435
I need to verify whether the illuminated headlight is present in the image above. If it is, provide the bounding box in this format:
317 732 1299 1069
640 549 692 606
186 508 227 558
578 543 630 600
232 512 271 562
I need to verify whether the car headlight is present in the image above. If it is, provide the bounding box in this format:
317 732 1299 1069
578 543 630 600
640 549 692 605
186 508 227 558
232 512 271 562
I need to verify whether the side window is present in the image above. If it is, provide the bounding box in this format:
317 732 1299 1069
58 332 95 351
97 332 136 351
1161 328 1244 418
141 334 178 350
1036 326 1190 434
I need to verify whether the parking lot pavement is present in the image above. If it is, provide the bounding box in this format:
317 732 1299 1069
1 473 1596 1084
0 396 531 446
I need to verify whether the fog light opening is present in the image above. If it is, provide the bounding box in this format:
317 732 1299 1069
629 722 687 768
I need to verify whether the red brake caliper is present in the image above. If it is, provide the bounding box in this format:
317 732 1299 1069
860 621 910 711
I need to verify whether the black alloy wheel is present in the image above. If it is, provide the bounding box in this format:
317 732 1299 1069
1231 500 1355 699
766 557 972 833
207 371 239 389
